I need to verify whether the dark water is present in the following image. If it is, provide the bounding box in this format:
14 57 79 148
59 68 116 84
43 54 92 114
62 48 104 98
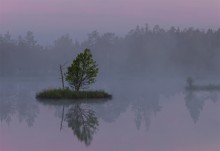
0 77 220 151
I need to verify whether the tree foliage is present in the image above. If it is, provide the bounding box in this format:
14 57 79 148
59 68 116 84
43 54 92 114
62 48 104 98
65 48 98 91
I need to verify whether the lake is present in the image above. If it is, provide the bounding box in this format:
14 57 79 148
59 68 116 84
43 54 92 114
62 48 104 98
0 77 219 151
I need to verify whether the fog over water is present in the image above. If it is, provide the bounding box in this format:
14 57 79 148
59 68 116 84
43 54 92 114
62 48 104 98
1 0 220 150
0 75 219 151
0 24 220 151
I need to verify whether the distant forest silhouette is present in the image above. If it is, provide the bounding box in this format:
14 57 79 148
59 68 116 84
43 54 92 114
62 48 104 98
1 25 220 77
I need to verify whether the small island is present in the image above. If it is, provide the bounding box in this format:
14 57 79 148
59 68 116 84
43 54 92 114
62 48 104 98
185 77 220 91
36 48 112 100
36 88 111 99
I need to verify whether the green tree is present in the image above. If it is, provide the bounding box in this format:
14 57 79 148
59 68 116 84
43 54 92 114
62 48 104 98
65 48 98 91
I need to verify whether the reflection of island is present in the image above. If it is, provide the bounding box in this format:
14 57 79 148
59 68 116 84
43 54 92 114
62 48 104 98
64 104 99 146
185 90 219 123
44 101 100 146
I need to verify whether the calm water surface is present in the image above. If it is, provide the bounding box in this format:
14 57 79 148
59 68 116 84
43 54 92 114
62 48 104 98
0 77 219 151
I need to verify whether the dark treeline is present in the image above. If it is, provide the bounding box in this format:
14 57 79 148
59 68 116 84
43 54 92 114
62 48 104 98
1 25 220 78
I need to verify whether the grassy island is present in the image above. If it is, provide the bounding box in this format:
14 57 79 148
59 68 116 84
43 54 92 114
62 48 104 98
36 88 112 100
36 49 112 101
186 77 220 91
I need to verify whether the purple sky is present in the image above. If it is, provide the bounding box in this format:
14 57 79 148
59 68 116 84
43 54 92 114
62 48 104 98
0 0 220 43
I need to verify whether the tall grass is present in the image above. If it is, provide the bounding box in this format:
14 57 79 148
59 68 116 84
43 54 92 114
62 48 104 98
36 88 112 100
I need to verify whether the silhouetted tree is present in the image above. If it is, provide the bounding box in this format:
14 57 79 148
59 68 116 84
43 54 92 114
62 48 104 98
65 49 98 91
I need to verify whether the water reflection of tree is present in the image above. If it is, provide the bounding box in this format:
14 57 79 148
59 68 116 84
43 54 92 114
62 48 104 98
131 95 161 130
185 90 219 123
0 82 39 127
65 104 99 146
94 99 129 123
92 86 163 131
0 82 15 124
209 91 219 103
0 99 39 127
16 99 39 127
0 100 15 124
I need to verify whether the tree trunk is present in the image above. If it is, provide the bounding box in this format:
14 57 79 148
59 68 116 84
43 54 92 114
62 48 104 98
75 87 80 91
60 64 65 89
